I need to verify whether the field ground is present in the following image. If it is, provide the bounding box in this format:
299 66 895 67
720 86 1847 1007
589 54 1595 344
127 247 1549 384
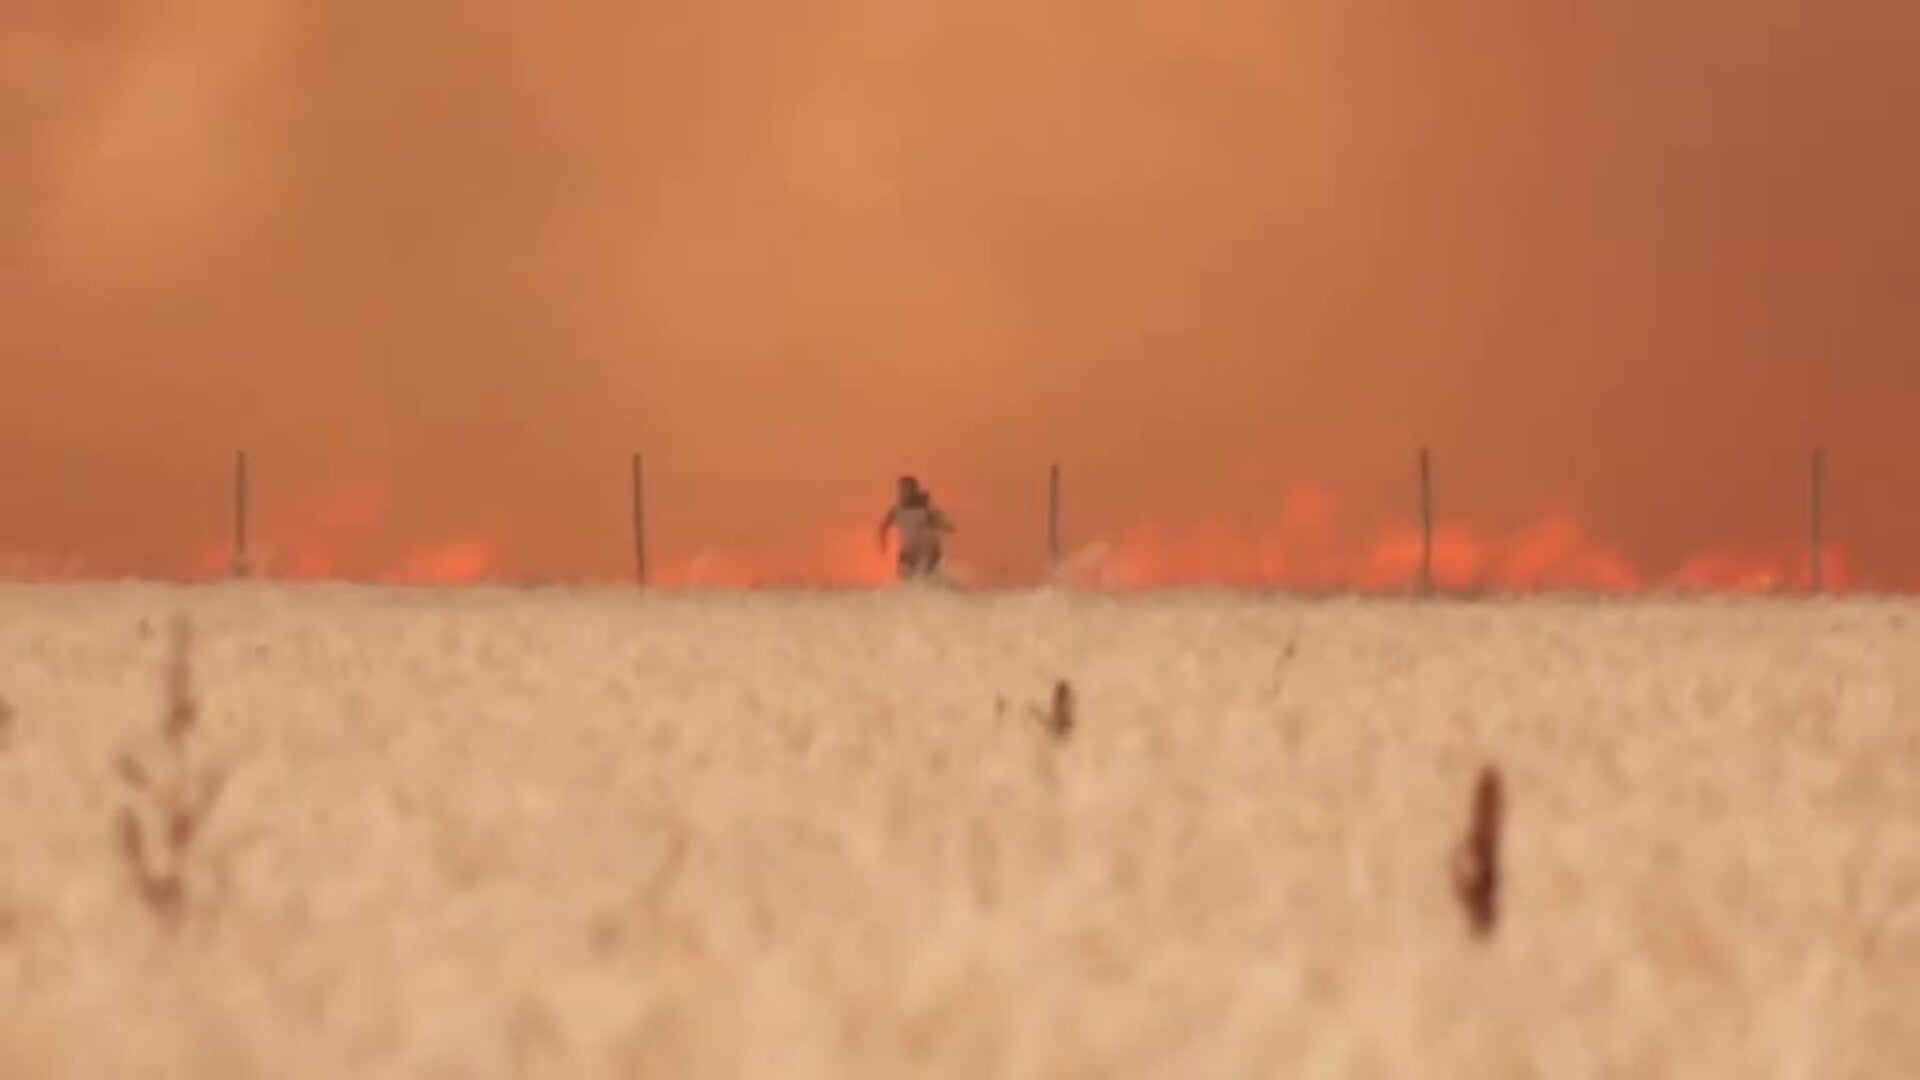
0 584 1916 1078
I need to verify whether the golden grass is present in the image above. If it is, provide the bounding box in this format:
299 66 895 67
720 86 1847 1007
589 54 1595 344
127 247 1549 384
0 584 1916 1078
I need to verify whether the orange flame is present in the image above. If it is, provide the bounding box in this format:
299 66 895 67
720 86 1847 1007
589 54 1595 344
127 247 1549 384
0 478 1897 592
181 482 503 585
650 527 899 588
1071 494 1857 595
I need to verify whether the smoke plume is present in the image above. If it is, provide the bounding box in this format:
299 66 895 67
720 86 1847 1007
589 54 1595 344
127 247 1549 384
4 0 1918 586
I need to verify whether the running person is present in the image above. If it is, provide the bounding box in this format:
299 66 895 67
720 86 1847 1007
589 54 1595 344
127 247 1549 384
877 475 954 581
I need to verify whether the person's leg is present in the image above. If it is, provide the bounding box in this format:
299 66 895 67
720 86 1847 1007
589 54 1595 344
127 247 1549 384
900 538 932 580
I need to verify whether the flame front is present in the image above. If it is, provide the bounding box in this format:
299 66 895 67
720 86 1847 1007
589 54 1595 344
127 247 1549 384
0 479 1894 592
1071 489 1857 594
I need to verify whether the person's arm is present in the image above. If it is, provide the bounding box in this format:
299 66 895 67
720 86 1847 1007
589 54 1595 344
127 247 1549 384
932 507 956 533
876 506 897 550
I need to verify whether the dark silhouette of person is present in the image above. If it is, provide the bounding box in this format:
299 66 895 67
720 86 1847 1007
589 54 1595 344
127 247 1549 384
877 475 954 581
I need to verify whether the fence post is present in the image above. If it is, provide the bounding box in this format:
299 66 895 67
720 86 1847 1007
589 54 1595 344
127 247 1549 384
1047 462 1062 584
631 452 647 586
1419 446 1434 596
231 450 250 578
1809 445 1825 594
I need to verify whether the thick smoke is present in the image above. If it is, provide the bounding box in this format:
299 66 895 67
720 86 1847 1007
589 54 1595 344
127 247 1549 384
4 0 1919 584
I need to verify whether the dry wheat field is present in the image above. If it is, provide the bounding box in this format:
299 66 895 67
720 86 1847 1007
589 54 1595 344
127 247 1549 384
0 583 1916 1078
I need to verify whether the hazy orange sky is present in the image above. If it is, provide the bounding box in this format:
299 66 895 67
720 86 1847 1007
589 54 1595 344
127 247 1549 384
4 1 1918 586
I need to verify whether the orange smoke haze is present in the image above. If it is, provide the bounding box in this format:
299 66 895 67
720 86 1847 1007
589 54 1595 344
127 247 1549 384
5 1 1919 590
